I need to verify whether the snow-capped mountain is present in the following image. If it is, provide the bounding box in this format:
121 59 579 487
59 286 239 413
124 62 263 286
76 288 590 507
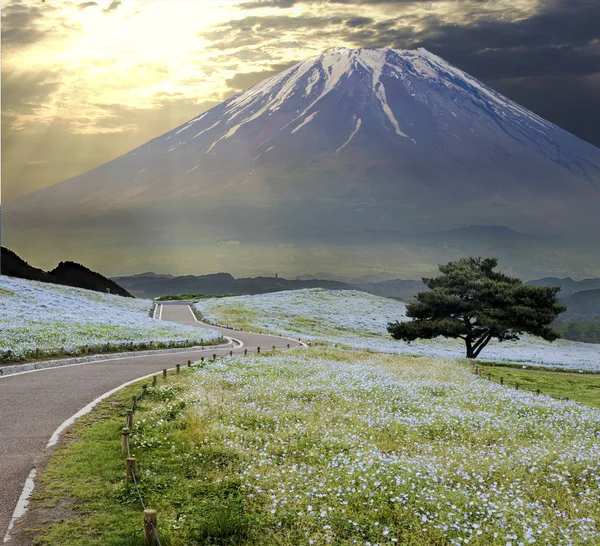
5 47 600 277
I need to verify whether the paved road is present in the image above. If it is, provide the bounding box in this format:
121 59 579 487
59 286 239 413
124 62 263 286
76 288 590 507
0 303 301 541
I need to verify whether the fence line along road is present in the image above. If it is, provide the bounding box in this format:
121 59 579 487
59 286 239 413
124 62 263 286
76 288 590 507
1 302 304 543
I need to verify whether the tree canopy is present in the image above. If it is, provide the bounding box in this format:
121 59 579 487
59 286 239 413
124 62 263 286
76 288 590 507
387 257 566 359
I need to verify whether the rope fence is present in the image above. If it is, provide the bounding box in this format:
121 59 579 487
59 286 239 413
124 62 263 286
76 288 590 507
472 363 570 401
118 343 296 544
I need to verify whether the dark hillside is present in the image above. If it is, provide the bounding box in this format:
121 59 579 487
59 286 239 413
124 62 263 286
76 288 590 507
1 247 132 298
50 261 133 298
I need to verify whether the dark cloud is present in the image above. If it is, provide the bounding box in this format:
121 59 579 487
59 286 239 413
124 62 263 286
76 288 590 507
1 2 47 48
103 0 121 13
223 0 600 146
346 16 373 28
226 61 299 90
79 2 98 9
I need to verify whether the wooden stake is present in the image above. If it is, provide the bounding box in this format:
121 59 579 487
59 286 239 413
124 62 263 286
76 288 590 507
273 345 276 351
188 360 191 367
230 350 233 356
500 376 504 386
257 346 260 354
201 356 204 362
487 373 491 381
126 456 136 482
85 345 88 355
213 353 216 360
143 509 158 545
515 382 519 390
131 396 137 411
35 347 40 359
152 375 157 387
176 364 180 374
536 388 541 395
287 343 290 349
162 369 167 381
244 348 247 356
121 428 130 454
126 410 133 429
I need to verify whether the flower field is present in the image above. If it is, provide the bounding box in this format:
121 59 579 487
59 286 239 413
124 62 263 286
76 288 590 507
196 289 600 370
122 349 600 545
0 275 219 361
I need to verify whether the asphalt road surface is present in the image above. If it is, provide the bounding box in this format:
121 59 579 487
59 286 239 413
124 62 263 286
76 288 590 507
0 303 301 541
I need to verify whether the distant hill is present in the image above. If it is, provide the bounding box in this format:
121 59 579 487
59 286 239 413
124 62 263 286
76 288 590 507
353 278 427 300
1 247 133 298
555 289 600 323
526 277 600 297
112 272 355 299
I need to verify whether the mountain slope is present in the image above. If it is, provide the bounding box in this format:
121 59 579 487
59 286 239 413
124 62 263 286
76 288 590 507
4 47 600 277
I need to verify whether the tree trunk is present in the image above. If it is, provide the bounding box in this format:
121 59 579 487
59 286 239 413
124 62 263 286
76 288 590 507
465 338 475 359
464 333 492 359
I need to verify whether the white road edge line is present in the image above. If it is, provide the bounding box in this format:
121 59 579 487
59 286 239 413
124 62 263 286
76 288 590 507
4 364 189 544
186 305 245 349
3 305 306 541
158 304 163 320
3 469 36 544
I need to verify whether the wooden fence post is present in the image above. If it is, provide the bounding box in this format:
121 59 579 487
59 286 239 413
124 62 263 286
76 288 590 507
515 382 519 390
257 347 260 354
152 375 157 387
213 354 216 360
162 369 167 381
500 376 504 386
487 373 491 381
287 343 290 349
244 348 247 356
143 509 158 545
230 350 233 356
126 456 136 482
131 396 137 411
126 410 133 429
536 388 541 395
188 360 191 367
121 427 130 454
201 357 204 363
176 364 180 374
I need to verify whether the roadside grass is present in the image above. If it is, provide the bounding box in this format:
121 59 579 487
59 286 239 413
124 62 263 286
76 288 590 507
475 362 600 408
26 349 600 545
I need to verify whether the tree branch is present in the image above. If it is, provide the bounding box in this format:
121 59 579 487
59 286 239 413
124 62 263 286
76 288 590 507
473 334 493 358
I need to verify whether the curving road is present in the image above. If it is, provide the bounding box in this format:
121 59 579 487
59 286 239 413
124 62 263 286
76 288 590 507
0 303 302 542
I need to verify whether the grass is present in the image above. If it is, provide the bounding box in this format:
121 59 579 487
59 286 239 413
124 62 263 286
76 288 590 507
475 362 600 408
24 349 600 545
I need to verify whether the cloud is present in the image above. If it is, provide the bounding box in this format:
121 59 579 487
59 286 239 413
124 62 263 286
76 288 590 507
226 61 298 90
1 2 48 48
103 0 121 13
79 2 98 9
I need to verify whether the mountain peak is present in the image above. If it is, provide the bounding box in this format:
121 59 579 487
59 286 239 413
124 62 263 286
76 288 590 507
5 46 600 278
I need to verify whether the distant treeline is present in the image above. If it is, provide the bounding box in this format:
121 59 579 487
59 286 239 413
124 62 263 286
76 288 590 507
155 293 238 301
553 322 600 344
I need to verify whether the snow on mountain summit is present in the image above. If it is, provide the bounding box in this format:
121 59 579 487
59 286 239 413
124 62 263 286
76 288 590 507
168 46 557 156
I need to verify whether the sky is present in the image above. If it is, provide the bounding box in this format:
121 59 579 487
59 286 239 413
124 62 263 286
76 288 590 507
2 0 599 205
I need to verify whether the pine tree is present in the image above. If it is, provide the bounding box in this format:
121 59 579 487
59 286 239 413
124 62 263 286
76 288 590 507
387 257 566 359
